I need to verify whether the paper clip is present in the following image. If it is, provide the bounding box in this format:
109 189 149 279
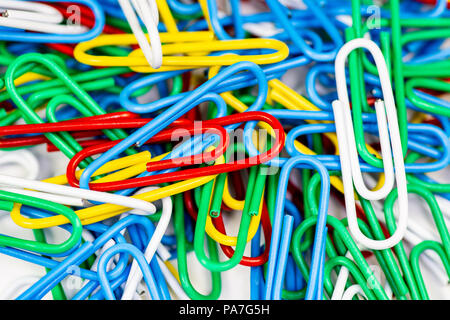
97 243 165 300
118 0 163 69
410 240 450 300
0 0 88 35
265 0 343 61
0 174 157 214
0 0 105 43
121 187 172 299
264 156 330 300
173 193 221 299
291 215 389 300
73 32 289 72
332 38 408 250
15 215 156 299
66 111 283 192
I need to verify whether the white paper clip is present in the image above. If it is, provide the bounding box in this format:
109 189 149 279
0 174 157 215
121 186 173 300
0 0 88 34
332 38 408 250
118 0 163 69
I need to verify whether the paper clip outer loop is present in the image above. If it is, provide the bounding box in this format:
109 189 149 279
332 38 408 250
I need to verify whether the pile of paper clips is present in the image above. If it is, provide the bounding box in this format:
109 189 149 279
0 0 449 301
